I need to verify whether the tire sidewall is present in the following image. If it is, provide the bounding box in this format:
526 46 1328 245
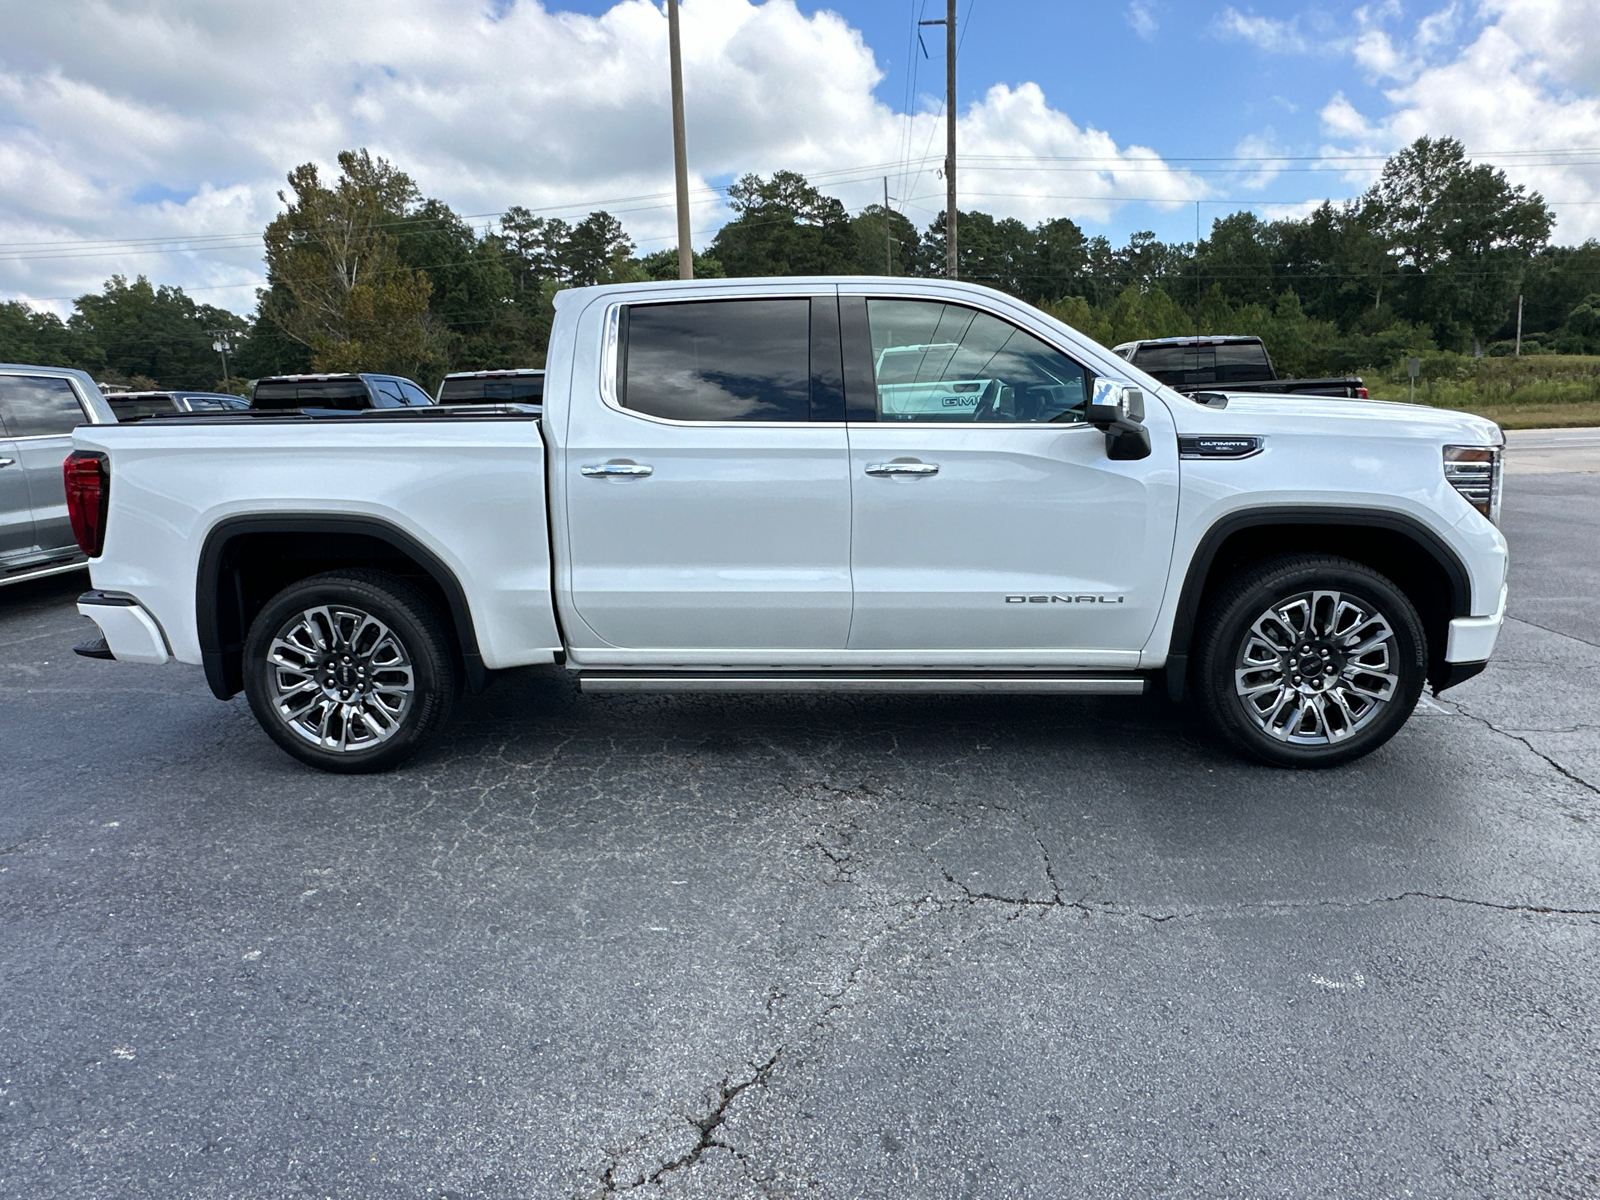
243 573 453 773
1198 559 1427 768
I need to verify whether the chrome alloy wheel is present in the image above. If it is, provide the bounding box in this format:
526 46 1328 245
1233 590 1401 745
265 605 415 753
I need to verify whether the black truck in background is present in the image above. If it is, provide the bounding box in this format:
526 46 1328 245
1113 336 1367 399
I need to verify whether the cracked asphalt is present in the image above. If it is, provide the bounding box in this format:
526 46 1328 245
3 467 1598 1200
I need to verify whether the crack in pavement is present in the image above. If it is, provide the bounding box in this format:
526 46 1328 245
594 1049 784 1196
1448 700 1600 797
1507 614 1600 654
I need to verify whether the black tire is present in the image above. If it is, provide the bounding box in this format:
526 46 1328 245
243 570 456 773
1192 554 1427 768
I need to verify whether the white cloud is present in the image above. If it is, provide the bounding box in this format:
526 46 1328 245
1320 0 1600 240
1126 2 1158 40
1212 7 1307 54
0 0 1203 315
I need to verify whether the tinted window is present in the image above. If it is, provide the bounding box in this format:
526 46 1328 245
397 380 433 406
1214 341 1272 383
0 375 86 436
622 299 810 422
866 300 1090 424
109 395 180 420
1132 345 1217 386
252 380 370 410
372 380 407 408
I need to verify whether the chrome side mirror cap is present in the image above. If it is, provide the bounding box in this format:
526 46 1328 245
1086 380 1145 431
1085 380 1152 461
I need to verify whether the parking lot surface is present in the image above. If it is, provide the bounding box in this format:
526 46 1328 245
2 459 1597 1199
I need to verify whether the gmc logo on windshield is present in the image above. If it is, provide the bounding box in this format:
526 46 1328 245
1005 595 1126 604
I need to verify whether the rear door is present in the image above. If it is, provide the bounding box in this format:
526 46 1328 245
0 419 33 561
562 293 853 651
841 294 1179 659
0 374 90 558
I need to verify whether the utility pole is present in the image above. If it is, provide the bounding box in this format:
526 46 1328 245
920 1 957 277
1515 293 1524 357
208 329 236 385
883 176 893 275
667 0 693 280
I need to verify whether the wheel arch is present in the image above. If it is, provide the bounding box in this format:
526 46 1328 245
197 514 485 701
1165 507 1473 701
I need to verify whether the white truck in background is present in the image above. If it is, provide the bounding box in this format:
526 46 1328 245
69 277 1507 772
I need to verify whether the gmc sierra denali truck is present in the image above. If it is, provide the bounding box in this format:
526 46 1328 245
68 277 1507 773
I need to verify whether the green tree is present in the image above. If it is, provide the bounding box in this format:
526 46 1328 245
0 301 90 370
637 248 726 280
848 204 921 276
709 171 858 277
67 275 247 389
1366 136 1553 351
261 149 438 376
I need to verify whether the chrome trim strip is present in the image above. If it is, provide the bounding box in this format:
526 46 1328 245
0 560 88 588
579 673 1147 695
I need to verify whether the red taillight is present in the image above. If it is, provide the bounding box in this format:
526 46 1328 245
1356 387 1369 398
63 451 109 557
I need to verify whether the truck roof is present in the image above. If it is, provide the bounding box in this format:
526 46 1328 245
442 368 544 380
1113 336 1265 351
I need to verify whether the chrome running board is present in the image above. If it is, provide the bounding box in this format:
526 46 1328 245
578 671 1147 695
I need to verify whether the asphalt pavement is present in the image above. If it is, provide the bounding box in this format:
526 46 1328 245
2 443 1597 1199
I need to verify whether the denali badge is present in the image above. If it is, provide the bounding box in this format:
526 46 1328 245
1005 594 1126 604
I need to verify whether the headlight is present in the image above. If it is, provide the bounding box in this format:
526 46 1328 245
1443 444 1503 526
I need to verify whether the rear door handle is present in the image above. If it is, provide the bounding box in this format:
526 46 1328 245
581 462 653 478
0 458 14 468
865 461 939 477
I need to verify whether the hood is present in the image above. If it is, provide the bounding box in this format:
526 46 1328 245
1163 390 1502 446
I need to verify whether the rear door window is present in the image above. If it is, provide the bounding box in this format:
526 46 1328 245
621 299 811 422
0 375 87 436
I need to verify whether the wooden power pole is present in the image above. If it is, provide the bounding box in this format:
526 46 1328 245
667 0 693 280
920 1 957 278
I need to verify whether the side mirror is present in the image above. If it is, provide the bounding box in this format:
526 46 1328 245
1085 380 1151 461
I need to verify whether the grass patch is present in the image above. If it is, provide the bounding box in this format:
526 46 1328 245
1361 354 1600 428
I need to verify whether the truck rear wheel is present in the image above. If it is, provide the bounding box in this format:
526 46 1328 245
1193 554 1426 768
243 570 456 773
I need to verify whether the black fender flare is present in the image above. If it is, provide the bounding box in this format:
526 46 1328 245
1163 506 1474 701
196 513 485 700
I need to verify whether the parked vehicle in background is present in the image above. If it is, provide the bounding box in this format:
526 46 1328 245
71 277 1506 773
1114 336 1368 399
249 373 435 411
436 368 544 407
106 391 249 421
0 363 115 586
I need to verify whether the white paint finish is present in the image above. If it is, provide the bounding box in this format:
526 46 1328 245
561 646 1145 668
562 419 853 650
845 418 1180 652
556 287 852 651
78 600 169 665
72 419 560 670
1446 584 1508 663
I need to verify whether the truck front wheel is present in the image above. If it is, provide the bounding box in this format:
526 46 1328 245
243 570 457 773
1193 554 1426 768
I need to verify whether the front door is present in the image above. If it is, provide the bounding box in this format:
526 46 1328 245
562 293 854 651
842 296 1179 658
0 374 91 558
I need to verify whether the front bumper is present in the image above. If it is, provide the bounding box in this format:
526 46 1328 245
1444 583 1508 665
77 591 171 665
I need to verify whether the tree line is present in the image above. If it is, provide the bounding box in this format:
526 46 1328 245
4 137 1599 392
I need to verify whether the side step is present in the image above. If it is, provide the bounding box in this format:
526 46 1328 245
578 671 1146 695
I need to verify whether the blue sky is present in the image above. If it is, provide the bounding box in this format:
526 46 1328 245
1 0 1596 313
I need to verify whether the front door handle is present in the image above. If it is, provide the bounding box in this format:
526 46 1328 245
581 462 653 478
0 458 14 468
865 461 939 477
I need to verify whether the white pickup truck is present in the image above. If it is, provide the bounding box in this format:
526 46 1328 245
68 277 1508 772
